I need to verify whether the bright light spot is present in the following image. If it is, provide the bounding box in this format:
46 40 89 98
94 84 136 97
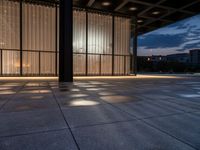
152 11 160 15
137 20 143 23
102 2 111 6
71 88 80 92
69 99 99 106
86 88 105 91
98 92 115 96
129 7 137 11
78 85 97 88
70 94 88 98
89 81 107 85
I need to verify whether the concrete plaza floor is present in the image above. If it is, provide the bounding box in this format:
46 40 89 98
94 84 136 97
0 75 200 150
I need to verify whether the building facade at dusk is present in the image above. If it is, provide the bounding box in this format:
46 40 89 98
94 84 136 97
190 49 200 65
0 0 199 81
0 0 132 77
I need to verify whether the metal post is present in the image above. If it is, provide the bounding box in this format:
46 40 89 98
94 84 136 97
99 54 101 75
20 0 23 76
124 55 126 75
55 5 58 76
59 0 73 82
86 11 88 76
0 49 2 75
39 51 41 75
133 17 138 75
112 15 115 76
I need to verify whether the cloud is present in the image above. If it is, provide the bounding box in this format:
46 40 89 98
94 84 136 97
138 14 200 56
138 33 187 49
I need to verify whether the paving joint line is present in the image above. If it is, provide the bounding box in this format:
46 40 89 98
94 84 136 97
105 101 199 150
48 82 81 150
0 81 27 111
0 128 68 139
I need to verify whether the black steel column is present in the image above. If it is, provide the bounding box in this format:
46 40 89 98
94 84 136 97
20 0 23 76
39 51 41 75
112 15 115 76
86 11 88 76
133 17 138 75
55 5 58 76
59 0 73 82
0 49 2 75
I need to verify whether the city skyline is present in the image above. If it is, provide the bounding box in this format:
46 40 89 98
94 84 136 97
138 14 200 56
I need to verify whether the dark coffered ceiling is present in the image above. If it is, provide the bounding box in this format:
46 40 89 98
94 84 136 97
73 0 200 35
22 0 200 35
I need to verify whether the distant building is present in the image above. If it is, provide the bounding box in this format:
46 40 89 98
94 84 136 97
190 49 200 65
151 55 167 62
167 53 190 63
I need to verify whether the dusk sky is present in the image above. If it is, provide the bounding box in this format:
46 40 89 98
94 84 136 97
138 14 200 56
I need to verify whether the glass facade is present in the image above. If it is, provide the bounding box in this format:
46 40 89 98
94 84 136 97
0 0 132 76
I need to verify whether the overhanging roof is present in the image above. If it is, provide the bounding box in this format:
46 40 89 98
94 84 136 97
21 0 200 35
73 0 200 35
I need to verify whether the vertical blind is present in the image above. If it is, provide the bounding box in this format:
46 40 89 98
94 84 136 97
0 0 20 75
0 0 132 76
114 17 131 75
22 3 56 75
88 13 113 75
73 10 86 75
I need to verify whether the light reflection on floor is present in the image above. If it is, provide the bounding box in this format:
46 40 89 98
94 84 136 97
68 99 100 107
0 75 200 150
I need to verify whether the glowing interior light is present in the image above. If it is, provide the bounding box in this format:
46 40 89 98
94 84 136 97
137 20 143 23
152 11 160 15
129 7 137 11
102 2 111 6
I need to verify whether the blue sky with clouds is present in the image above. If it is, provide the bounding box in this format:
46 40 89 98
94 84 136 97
138 14 200 56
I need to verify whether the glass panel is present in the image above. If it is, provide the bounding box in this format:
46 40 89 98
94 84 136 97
73 54 86 75
88 13 112 54
114 56 125 75
88 54 100 75
0 50 2 75
101 55 112 75
73 10 86 75
73 10 86 53
87 12 112 75
114 17 131 75
125 56 131 75
22 3 56 76
40 52 55 75
23 51 39 75
22 3 56 51
0 0 20 50
2 50 20 75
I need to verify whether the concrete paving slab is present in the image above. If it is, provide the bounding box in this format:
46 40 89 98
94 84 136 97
144 112 200 149
113 100 182 119
72 120 195 150
62 104 134 128
0 109 67 137
0 129 78 150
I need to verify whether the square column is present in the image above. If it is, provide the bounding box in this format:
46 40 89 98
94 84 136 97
59 0 73 82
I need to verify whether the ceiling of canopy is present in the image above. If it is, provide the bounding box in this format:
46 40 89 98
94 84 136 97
22 0 200 35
